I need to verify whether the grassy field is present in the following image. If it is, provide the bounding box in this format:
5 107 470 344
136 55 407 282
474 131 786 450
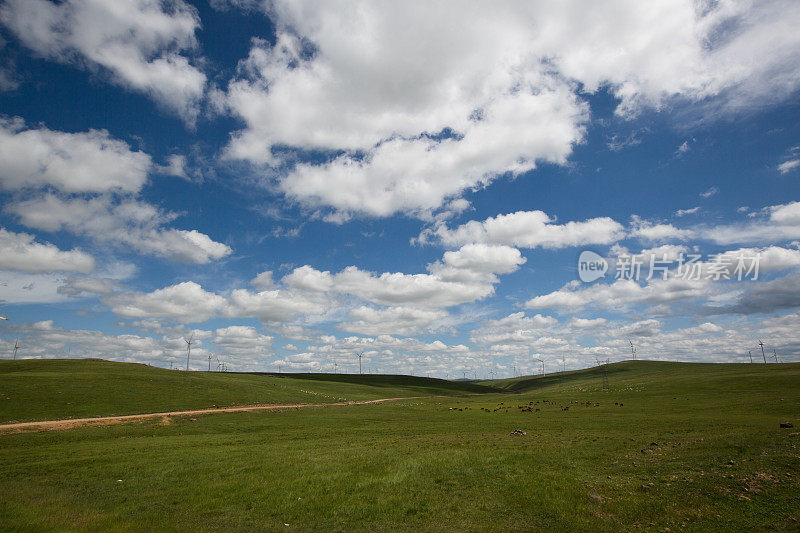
1 360 799 531
0 359 498 423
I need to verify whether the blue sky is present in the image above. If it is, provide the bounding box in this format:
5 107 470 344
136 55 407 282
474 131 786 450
1 0 800 375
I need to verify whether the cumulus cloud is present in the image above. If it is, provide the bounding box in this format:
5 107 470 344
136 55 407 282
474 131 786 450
212 325 273 357
331 244 523 309
615 319 662 337
699 201 800 245
0 228 94 273
227 287 330 323
526 243 800 312
525 277 713 311
100 244 524 333
0 321 273 370
0 271 71 304
470 311 558 346
418 210 624 249
0 0 206 122
629 216 694 242
569 317 608 329
106 281 229 323
276 333 474 373
250 271 274 290
0 117 152 193
339 306 449 336
217 0 800 219
7 195 231 264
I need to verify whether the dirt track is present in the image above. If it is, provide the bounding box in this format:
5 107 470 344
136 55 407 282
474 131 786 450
0 396 434 434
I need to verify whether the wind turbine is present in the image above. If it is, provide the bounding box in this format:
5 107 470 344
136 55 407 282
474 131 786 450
773 349 780 363
208 353 213 372
758 340 766 363
12 339 19 360
748 350 753 363
629 339 636 360
534 357 545 375
356 351 363 374
184 333 194 370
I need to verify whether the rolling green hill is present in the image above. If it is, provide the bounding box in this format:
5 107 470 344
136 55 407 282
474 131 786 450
484 359 800 395
0 359 500 423
1 359 798 530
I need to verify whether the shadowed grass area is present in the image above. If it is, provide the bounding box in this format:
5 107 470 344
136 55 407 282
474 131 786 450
0 359 499 423
0 360 798 531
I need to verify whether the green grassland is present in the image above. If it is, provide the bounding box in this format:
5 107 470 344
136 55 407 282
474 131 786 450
0 359 498 423
1 360 799 531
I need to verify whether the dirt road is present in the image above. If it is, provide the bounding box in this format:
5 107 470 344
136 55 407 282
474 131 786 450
0 396 435 434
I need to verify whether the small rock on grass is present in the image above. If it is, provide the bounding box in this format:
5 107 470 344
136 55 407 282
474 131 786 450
779 422 794 429
510 429 527 436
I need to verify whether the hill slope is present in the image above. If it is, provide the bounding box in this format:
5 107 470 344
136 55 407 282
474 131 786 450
484 359 800 395
0 359 499 423
0 360 799 530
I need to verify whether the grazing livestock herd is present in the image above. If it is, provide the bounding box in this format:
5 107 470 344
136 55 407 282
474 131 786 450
448 398 625 414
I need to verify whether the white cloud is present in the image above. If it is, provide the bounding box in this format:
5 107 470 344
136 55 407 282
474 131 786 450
250 271 274 290
635 244 691 262
699 201 800 245
282 265 334 293
419 211 625 249
630 216 694 242
700 186 719 198
569 317 608 329
525 243 800 312
339 306 448 336
710 272 800 315
106 281 229 323
212 325 273 357
431 244 526 278
100 244 523 327
0 0 206 122
218 0 800 219
769 201 800 225
227 287 330 323
331 266 494 309
156 154 188 179
778 159 799 174
615 319 662 338
57 276 120 297
331 244 523 309
675 141 691 155
0 117 152 193
470 311 558 346
525 277 712 311
0 271 70 304
8 195 231 264
0 227 94 274
675 206 700 217
0 321 274 370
